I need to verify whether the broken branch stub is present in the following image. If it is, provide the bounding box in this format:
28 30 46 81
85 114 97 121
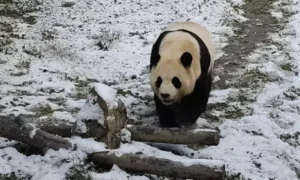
88 151 226 180
73 83 127 149
94 85 128 149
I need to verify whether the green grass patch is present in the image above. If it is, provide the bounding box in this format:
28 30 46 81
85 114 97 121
205 102 245 121
283 86 300 101
0 6 23 18
0 3 38 25
239 69 268 89
0 22 13 32
226 172 247 180
0 38 13 49
0 174 18 180
227 89 256 105
23 15 36 25
205 88 256 121
36 105 54 117
65 166 92 180
74 78 90 100
94 28 121 51
14 60 31 69
0 0 12 4
117 89 133 96
280 63 292 71
223 105 245 119
280 132 300 147
62 2 75 8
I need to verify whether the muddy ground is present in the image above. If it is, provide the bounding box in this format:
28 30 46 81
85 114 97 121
213 0 280 89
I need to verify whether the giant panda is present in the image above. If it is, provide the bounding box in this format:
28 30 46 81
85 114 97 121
149 22 215 128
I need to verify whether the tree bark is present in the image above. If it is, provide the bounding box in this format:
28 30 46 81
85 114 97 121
127 125 220 145
0 115 72 151
0 115 220 147
37 120 74 138
88 151 225 180
38 122 220 146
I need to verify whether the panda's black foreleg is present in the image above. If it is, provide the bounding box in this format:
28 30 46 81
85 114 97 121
176 104 202 125
154 95 180 128
177 73 212 124
197 73 212 114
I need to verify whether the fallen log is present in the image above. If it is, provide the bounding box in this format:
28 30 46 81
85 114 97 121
127 125 220 145
0 115 72 151
0 83 220 151
0 117 220 148
36 118 74 138
88 151 225 180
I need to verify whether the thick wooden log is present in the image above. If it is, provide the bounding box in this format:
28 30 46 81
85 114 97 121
0 116 72 151
0 115 220 147
88 151 225 180
127 125 220 145
38 122 220 146
37 120 74 138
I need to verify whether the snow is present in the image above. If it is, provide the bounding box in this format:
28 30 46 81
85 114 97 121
70 136 106 153
93 83 118 109
75 94 105 133
120 128 131 143
180 159 224 168
90 165 150 180
28 124 38 139
1 0 300 179
0 147 86 180
192 128 219 133
52 111 76 123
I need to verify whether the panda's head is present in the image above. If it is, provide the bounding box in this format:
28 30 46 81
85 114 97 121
149 23 214 106
150 52 197 106
150 30 201 105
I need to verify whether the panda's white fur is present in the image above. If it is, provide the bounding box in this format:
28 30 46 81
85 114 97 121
150 22 215 104
149 22 216 127
165 22 215 75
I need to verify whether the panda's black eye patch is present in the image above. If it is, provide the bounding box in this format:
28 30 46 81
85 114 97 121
156 76 162 88
180 52 192 68
172 77 181 89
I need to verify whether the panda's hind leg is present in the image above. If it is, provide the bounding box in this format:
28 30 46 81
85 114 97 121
154 95 179 127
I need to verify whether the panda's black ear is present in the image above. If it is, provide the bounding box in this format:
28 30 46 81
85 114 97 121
180 52 192 68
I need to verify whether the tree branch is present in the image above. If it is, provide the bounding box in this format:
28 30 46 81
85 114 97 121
0 115 72 151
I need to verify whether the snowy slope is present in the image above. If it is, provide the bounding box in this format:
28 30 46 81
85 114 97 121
0 0 300 179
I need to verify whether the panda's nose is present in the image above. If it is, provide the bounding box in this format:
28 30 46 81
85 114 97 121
160 93 170 98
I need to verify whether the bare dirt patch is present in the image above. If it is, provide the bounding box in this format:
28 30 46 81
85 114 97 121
212 0 279 89
203 0 296 123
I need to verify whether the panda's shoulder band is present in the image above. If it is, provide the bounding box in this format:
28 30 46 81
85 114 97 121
150 30 173 69
176 29 211 76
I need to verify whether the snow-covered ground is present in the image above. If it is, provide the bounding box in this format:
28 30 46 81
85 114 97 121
0 0 300 179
